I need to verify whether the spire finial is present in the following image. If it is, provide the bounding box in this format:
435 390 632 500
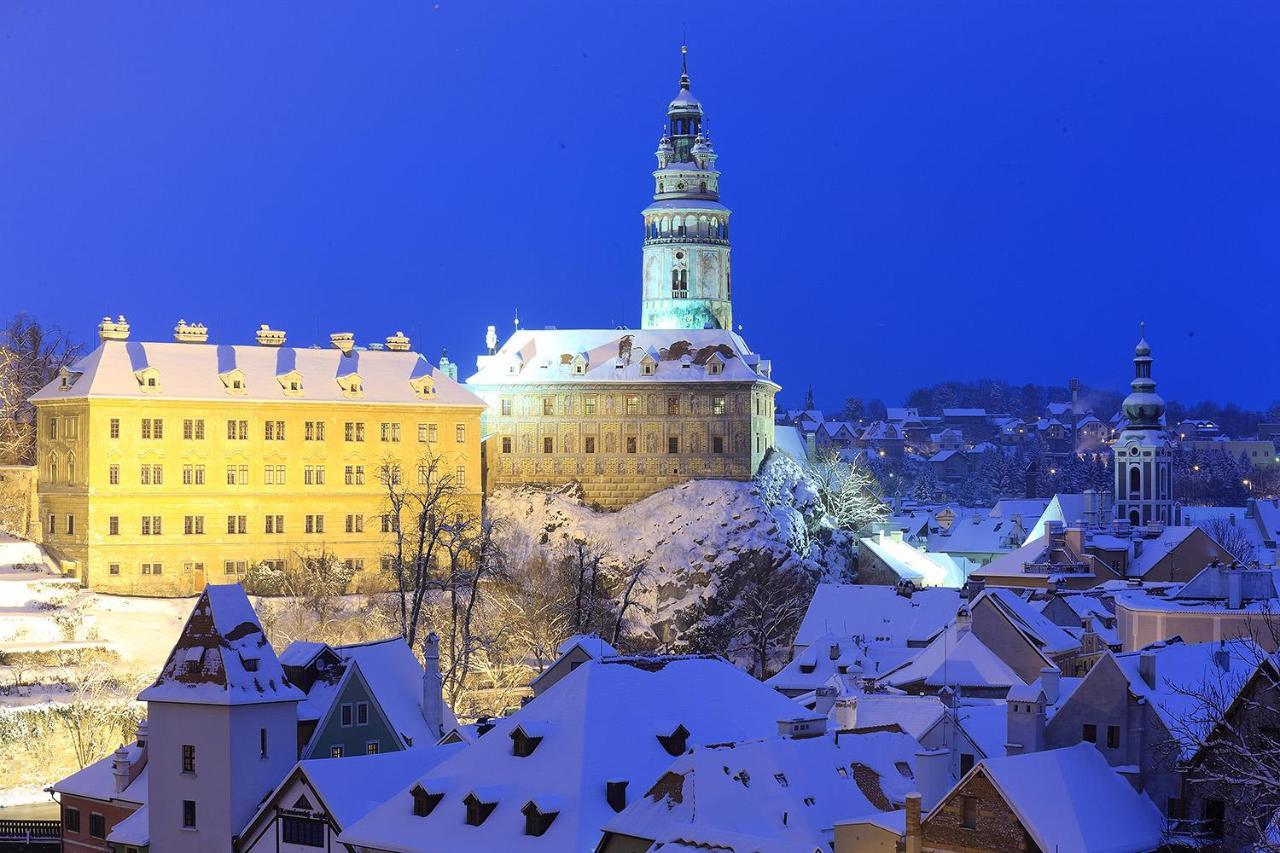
679 41 690 90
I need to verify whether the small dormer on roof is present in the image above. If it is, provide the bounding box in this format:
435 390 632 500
277 369 304 397
510 722 546 757
570 352 589 375
220 367 247 395
56 365 83 391
134 365 161 393
657 722 690 756
256 325 286 347
705 351 726 375
639 351 658 376
336 372 364 398
98 315 130 342
173 319 208 343
385 331 411 352
410 372 436 399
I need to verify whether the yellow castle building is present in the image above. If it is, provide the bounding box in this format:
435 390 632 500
30 317 484 594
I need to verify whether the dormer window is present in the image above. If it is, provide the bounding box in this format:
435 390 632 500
706 355 725 376
219 369 247 396
522 802 559 837
241 656 259 672
411 785 443 817
337 373 364 399
57 367 82 391
135 367 161 393
640 356 657 376
410 374 436 399
463 793 497 826
510 726 543 758
657 724 689 757
277 370 304 397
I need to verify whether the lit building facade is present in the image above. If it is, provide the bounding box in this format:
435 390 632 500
31 318 484 594
468 50 779 509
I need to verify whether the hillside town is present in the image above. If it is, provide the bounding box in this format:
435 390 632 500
1 36 1279 853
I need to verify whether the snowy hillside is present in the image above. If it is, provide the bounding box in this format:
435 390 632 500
489 479 817 642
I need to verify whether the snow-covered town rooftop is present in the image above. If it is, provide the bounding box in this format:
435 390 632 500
337 637 457 747
52 741 147 803
859 532 973 588
600 729 921 852
959 742 1164 853
793 585 960 650
31 338 483 406
137 584 303 706
339 655 805 853
880 624 1022 692
975 588 1082 657
467 328 775 387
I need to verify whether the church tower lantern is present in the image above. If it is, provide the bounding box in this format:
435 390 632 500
1113 325 1178 526
641 46 733 331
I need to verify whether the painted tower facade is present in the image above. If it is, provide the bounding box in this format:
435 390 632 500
641 47 733 331
1113 328 1177 526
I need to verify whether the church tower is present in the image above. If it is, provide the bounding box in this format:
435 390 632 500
641 46 733 331
1113 326 1177 526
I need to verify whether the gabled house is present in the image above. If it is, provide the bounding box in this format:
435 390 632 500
857 530 973 589
1113 562 1280 652
529 634 618 697
969 588 1082 683
927 514 1026 566
877 620 1024 699
792 584 960 657
767 634 918 698
52 721 149 853
338 655 807 853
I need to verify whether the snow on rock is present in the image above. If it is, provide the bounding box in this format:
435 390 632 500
490 479 823 643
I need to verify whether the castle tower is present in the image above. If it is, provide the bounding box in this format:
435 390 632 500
1113 326 1177 526
641 46 733 331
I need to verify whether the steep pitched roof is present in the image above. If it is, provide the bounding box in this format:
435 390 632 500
858 534 971 588
794 585 960 649
335 637 458 746
975 589 1082 657
338 656 805 853
137 585 302 706
880 625 1023 692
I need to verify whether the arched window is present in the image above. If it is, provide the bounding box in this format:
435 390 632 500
1129 510 1140 526
1129 466 1141 497
699 181 706 193
1158 466 1168 497
658 182 665 194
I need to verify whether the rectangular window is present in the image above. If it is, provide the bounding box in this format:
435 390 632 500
282 816 324 847
182 800 196 829
626 436 637 454
341 703 353 727
141 516 161 536
428 423 438 442
182 744 195 772
625 395 640 416
542 398 554 416
259 727 267 757
584 397 597 416
1107 725 1120 749
305 514 325 534
66 515 74 535
345 514 364 533
305 421 326 441
344 558 364 573
500 399 512 416
141 562 163 575
64 807 80 833
109 516 119 536
668 436 679 454
667 396 679 415
355 465 365 485
330 745 344 758
585 436 596 454
357 702 369 725
109 463 120 484
264 420 285 440
501 436 512 453
141 418 151 439
456 465 465 488
456 424 466 443
109 563 120 575
344 465 354 485
344 421 365 442
227 515 246 534
712 436 724 454
713 395 726 415
184 515 204 535
89 812 105 839
544 436 554 454
380 422 401 442
109 418 120 439
223 560 248 576
47 513 55 536
183 419 201 440
961 795 977 830
365 740 380 755
1082 724 1097 743
227 419 248 440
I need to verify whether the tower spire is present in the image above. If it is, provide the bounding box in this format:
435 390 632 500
680 43 690 90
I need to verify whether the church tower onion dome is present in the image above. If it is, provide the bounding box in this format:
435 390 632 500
1121 326 1166 429
642 45 733 332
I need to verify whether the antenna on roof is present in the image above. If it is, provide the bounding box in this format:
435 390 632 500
514 308 520 331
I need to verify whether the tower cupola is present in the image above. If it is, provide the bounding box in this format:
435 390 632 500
1122 324 1166 429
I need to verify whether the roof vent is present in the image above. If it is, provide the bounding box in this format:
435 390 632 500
98 315 130 342
173 319 208 343
256 325 286 347
385 331 411 352
330 332 355 355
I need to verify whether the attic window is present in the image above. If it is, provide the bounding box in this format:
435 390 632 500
463 793 497 826
708 361 723 376
522 802 559 837
606 780 628 813
242 657 259 672
799 662 816 674
411 785 443 817
657 724 689 757
774 773 789 787
641 361 656 376
511 727 543 758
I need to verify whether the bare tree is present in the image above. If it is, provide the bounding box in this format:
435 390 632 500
610 556 652 646
0 313 83 464
1198 516 1259 565
487 531 575 674
806 450 889 532
433 513 506 707
51 668 143 770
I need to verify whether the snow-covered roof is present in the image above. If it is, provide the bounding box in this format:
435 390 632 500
138 585 303 706
555 634 618 658
773 424 809 462
601 730 921 852
467 328 774 387
336 637 458 746
338 655 806 853
975 589 1081 657
53 743 147 803
299 745 464 827
859 533 972 588
1088 525 1203 578
835 693 946 740
1027 494 1088 541
942 408 987 418
767 636 917 695
954 743 1163 853
31 339 483 407
952 700 1012 759
794 585 960 650
927 515 1022 557
880 625 1023 692
279 640 330 668
106 804 148 846
988 499 1050 520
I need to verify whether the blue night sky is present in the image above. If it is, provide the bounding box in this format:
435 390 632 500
2 2 1277 410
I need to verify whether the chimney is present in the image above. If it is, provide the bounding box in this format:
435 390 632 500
1039 666 1061 705
955 606 972 638
1227 568 1244 610
135 719 148 748
829 642 841 661
111 745 131 794
1132 537 1144 559
422 632 444 738
98 315 130 342
1083 490 1098 525
385 331 411 352
833 696 857 730
485 325 498 355
330 332 355 355
606 780 628 813
1046 520 1065 548
1006 693 1046 756
904 792 923 853
255 325 286 347
914 748 950 811
1139 648 1159 689
1064 527 1084 555
173 319 208 343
